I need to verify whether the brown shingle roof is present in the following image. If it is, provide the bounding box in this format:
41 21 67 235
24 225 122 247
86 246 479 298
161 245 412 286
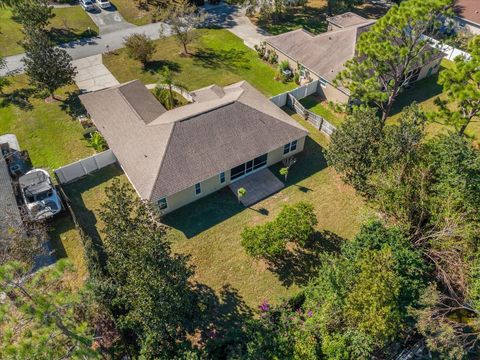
80 81 307 200
266 22 375 81
454 0 480 25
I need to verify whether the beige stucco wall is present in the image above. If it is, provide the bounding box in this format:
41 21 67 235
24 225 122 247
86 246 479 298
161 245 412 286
416 57 443 82
157 136 306 214
317 81 350 104
265 44 301 73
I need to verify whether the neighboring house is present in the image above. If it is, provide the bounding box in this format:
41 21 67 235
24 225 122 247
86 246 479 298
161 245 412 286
453 0 480 34
265 12 444 103
80 80 308 214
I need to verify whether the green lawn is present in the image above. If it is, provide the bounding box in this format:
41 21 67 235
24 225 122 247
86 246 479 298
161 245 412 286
103 29 297 97
0 75 94 278
299 94 345 127
251 0 328 35
62 116 365 308
0 6 98 57
389 60 480 141
110 0 152 26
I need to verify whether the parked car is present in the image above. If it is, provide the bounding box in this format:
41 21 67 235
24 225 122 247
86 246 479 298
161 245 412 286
19 169 62 221
80 0 95 11
96 0 111 9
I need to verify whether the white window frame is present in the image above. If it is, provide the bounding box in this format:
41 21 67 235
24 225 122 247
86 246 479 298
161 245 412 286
158 197 168 210
283 140 298 155
219 172 226 184
195 182 202 196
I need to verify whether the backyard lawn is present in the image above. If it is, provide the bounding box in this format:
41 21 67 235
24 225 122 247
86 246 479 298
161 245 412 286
103 29 297 96
389 59 480 141
299 94 346 127
0 75 94 280
62 116 365 308
0 6 98 56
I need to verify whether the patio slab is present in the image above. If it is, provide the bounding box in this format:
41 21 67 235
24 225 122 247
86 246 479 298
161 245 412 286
229 168 284 207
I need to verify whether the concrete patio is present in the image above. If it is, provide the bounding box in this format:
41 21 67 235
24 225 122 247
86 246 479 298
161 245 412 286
229 168 284 207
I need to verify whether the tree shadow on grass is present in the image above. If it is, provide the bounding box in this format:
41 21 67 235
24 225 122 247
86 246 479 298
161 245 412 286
144 60 181 75
61 164 123 252
266 230 344 287
48 27 98 46
60 90 87 119
188 283 254 356
162 188 244 239
0 87 35 111
193 48 251 72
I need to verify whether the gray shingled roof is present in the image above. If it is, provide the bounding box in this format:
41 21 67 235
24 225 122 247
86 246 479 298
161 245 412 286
327 12 373 28
266 22 375 81
80 80 308 200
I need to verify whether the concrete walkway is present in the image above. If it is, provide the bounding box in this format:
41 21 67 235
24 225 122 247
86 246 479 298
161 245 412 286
73 55 119 92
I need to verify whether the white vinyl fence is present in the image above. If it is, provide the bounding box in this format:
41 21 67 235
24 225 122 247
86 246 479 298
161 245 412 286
422 35 471 61
270 80 337 136
270 80 320 107
54 149 117 184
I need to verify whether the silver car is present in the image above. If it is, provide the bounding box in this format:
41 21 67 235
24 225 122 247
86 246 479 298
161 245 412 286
80 0 94 11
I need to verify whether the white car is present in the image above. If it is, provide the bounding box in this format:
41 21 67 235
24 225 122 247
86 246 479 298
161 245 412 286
96 0 111 9
19 169 62 221
80 0 95 11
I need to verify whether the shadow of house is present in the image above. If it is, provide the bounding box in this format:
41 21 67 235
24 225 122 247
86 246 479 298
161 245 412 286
162 188 244 239
163 132 327 238
267 230 344 287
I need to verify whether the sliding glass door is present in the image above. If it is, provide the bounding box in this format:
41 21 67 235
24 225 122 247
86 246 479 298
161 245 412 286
230 153 268 181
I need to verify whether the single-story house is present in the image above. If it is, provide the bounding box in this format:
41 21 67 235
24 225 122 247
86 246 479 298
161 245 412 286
80 80 308 214
453 0 480 35
265 12 444 103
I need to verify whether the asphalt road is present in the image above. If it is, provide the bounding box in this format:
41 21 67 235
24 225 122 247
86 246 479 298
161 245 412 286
0 4 266 77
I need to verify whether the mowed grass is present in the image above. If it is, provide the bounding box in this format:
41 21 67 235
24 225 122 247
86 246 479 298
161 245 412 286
250 0 328 35
0 75 94 278
389 59 480 141
0 75 94 172
300 94 346 127
103 29 297 96
110 0 152 26
0 6 98 56
60 116 364 308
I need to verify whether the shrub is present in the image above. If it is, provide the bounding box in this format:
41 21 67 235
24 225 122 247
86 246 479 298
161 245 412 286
241 202 317 258
293 71 300 85
123 33 156 69
276 202 317 247
268 51 278 64
241 222 285 258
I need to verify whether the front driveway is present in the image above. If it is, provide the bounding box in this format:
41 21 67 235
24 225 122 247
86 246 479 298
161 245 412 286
73 54 119 92
86 3 135 34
